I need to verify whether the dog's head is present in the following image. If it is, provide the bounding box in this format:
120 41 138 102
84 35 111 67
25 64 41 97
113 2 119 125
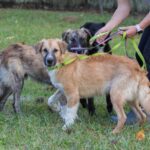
34 39 67 67
62 22 110 55
62 28 91 54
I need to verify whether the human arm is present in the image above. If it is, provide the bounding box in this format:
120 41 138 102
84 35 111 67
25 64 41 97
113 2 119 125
95 0 131 43
100 0 131 32
120 12 150 37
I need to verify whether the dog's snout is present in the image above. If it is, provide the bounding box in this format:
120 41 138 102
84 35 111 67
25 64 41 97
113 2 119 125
71 37 76 42
47 58 54 65
44 54 56 67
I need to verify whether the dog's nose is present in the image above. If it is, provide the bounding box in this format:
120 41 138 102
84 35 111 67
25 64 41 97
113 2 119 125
46 58 54 66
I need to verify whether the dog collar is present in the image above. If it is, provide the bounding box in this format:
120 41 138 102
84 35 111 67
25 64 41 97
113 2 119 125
48 53 106 71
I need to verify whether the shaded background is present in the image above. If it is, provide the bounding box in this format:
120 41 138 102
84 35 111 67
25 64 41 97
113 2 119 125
0 0 149 13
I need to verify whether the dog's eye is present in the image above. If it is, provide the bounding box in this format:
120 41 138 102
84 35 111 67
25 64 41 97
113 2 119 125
43 48 48 53
54 49 58 53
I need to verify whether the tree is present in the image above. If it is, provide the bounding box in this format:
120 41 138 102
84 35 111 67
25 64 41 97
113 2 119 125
99 0 104 14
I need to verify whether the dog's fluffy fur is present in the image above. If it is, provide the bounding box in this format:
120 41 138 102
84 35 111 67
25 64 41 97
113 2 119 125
0 43 50 113
58 22 112 115
62 27 97 115
45 39 150 134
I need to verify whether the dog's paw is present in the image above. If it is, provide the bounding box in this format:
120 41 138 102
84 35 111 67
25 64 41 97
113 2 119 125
62 124 73 134
112 128 121 134
62 123 73 131
62 117 75 131
62 124 68 131
49 103 61 112
48 98 61 112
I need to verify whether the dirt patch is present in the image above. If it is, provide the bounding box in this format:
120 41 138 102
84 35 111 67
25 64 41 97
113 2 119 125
62 16 79 23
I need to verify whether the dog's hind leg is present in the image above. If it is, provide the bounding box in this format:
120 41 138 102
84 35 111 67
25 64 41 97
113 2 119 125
0 88 12 111
80 98 96 116
12 77 24 113
80 98 87 108
87 97 95 116
106 94 113 113
129 101 146 125
110 90 126 134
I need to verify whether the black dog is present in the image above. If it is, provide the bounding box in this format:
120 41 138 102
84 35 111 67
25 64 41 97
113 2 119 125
62 22 113 115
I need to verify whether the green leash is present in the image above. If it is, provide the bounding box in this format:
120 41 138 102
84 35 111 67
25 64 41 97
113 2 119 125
90 31 109 43
48 53 105 71
90 31 147 70
49 32 146 71
130 38 147 70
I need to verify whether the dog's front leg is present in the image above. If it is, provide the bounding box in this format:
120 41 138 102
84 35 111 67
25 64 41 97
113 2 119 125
48 90 67 112
62 92 79 131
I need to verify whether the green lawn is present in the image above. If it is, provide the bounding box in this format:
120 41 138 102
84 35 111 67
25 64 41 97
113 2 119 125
0 9 149 150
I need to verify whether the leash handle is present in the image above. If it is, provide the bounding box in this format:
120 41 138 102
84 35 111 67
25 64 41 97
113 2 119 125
106 32 126 53
89 31 109 43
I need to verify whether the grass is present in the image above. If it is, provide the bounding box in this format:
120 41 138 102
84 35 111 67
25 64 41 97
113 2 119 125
0 8 150 149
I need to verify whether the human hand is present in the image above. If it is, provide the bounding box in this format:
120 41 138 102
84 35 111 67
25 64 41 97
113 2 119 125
118 25 137 38
92 27 111 45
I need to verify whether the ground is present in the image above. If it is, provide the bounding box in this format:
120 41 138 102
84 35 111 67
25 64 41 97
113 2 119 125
0 9 150 149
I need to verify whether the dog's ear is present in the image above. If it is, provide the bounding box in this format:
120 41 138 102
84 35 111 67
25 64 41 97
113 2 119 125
57 39 67 54
80 28 92 39
34 39 45 53
62 29 72 41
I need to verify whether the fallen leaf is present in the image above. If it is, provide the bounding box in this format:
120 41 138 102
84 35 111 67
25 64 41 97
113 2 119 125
136 129 145 141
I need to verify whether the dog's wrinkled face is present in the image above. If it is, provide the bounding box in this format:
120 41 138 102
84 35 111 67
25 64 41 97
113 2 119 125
35 39 67 67
62 28 91 54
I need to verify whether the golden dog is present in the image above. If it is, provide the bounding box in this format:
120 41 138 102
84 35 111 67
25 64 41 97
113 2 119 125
41 38 150 134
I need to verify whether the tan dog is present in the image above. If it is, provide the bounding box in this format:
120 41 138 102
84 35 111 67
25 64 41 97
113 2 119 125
0 43 51 113
43 39 150 133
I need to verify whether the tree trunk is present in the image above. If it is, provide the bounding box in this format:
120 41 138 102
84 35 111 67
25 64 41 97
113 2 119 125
99 0 104 14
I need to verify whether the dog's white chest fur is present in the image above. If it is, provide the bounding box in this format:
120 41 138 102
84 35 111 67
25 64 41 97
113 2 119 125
49 70 64 91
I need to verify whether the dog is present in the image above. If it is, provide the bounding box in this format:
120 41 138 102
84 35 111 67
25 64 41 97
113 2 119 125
62 22 111 55
0 43 51 113
45 38 150 134
61 22 112 115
